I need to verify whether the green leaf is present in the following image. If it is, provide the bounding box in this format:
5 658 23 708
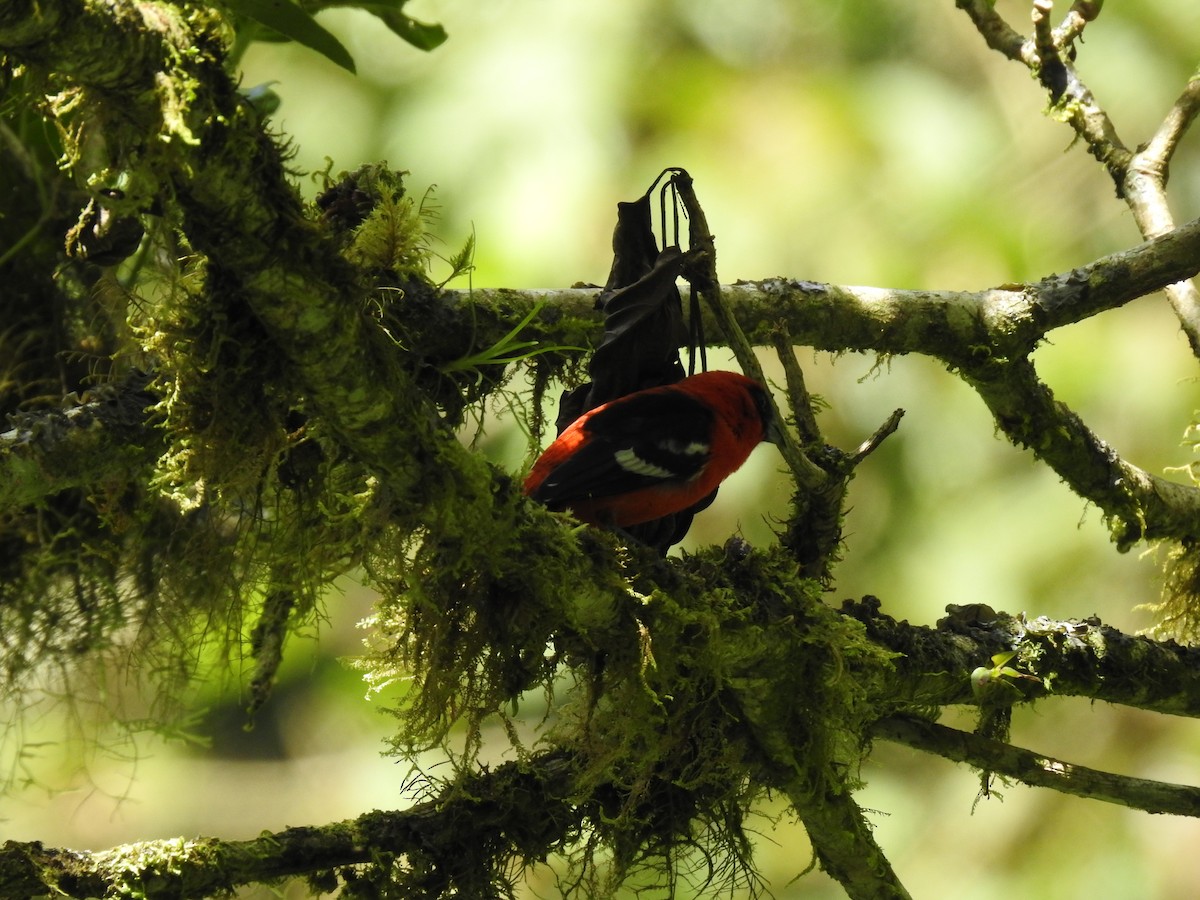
989 650 1017 668
437 229 475 287
439 302 583 377
446 232 476 278
228 0 357 73
359 3 448 51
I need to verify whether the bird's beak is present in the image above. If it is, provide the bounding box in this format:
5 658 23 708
764 417 786 446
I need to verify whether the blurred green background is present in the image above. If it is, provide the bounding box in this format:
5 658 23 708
8 0 1200 897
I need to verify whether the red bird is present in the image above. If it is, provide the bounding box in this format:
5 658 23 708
524 370 779 528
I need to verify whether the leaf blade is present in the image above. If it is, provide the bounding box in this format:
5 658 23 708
228 0 357 72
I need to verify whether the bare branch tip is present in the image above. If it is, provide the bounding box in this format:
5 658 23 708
851 408 905 467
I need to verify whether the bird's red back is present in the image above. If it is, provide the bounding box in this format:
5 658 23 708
524 371 773 528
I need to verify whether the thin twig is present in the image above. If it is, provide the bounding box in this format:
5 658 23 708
1142 69 1200 171
850 409 905 466
955 0 1029 62
671 171 827 491
1127 70 1200 352
1031 0 1067 102
770 327 822 446
1052 8 1090 47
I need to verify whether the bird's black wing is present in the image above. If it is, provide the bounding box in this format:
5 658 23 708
530 389 714 506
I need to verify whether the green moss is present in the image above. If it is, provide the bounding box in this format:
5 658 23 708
343 167 430 281
552 543 897 890
1146 540 1200 643
358 526 900 894
94 836 225 899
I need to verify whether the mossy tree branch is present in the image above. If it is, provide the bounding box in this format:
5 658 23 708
450 213 1200 366
8 211 1200 536
0 374 160 510
842 597 1200 717
5 595 1200 898
0 752 582 900
445 215 1200 548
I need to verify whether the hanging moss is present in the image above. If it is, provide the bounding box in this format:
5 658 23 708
355 523 900 895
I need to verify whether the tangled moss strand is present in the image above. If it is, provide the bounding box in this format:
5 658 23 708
361 522 902 895
1146 539 1200 643
539 543 890 893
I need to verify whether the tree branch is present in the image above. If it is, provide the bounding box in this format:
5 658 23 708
964 357 1200 546
956 0 1200 354
1142 68 1200 171
9 210 1200 542
1127 70 1200 353
0 376 159 511
8 593 1200 899
452 214 1200 365
954 0 1028 62
873 714 1200 817
0 752 581 899
842 597 1200 717
790 784 912 900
